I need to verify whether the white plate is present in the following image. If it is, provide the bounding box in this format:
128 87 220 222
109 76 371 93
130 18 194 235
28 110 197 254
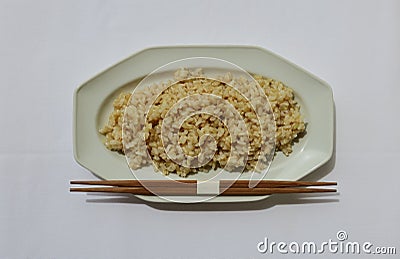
73 45 334 203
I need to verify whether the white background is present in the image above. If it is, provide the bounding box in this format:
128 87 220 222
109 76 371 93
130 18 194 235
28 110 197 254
1 0 399 258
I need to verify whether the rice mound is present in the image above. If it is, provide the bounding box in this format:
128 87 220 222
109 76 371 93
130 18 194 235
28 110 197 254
99 69 306 177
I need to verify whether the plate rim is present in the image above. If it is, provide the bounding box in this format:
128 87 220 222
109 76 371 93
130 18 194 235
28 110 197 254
73 44 334 203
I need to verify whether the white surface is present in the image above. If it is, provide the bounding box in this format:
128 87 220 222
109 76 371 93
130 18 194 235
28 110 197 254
0 0 399 258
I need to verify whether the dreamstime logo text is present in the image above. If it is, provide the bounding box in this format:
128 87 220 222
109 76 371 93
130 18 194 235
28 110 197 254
257 230 396 255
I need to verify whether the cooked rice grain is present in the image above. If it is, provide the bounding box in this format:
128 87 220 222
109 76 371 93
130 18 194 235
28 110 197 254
99 70 305 177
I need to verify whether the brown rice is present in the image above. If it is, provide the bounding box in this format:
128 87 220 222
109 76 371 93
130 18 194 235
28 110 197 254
99 69 305 177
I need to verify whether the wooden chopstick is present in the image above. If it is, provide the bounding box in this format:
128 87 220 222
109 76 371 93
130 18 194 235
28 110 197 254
70 179 337 188
70 179 337 196
70 179 196 187
70 186 336 196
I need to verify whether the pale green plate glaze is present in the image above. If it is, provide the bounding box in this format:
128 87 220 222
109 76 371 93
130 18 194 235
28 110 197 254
73 45 334 203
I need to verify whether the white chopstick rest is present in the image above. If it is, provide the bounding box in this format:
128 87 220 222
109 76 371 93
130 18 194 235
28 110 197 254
196 181 220 195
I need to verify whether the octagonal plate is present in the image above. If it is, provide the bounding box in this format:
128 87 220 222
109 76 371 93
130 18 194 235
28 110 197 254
73 45 334 203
